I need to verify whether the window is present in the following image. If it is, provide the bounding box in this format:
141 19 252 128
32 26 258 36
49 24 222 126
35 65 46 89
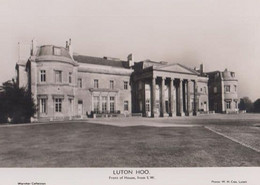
145 99 150 112
226 101 231 109
110 96 115 113
69 72 72 84
234 85 237 92
93 96 99 113
124 101 129 111
55 98 62 112
54 47 61 55
40 70 46 82
110 80 114 89
200 88 203 92
138 81 142 90
124 81 128 90
69 99 73 114
78 78 82 88
94 79 99 88
39 98 47 113
102 96 107 113
204 87 207 94
55 70 62 83
214 87 217 93
225 85 230 93
155 100 160 110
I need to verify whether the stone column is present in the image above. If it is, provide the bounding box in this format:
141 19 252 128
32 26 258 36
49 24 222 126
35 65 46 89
193 80 198 116
184 80 187 115
179 79 184 116
169 78 174 116
99 93 101 114
151 77 156 117
142 80 146 116
187 80 191 116
160 77 166 117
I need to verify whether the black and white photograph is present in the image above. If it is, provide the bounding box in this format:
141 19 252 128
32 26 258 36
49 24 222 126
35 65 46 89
0 0 259 184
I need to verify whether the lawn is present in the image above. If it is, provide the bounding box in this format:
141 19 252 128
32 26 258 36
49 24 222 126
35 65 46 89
0 120 259 167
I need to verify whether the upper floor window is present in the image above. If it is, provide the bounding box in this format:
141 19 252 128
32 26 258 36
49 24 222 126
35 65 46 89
231 72 235 77
124 81 128 90
214 87 217 93
225 85 230 93
94 79 99 88
110 80 114 89
234 85 237 92
40 70 46 82
138 81 142 90
78 78 82 88
54 47 61 55
204 87 207 94
215 73 219 79
69 72 72 84
55 70 62 83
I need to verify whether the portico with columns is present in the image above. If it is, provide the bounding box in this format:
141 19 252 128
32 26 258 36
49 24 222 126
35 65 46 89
132 63 200 117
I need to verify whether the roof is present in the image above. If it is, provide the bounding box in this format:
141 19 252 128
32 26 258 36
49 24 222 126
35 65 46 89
37 45 72 59
73 55 130 69
153 63 200 75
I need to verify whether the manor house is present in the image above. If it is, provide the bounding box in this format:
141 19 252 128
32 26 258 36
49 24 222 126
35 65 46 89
16 40 238 121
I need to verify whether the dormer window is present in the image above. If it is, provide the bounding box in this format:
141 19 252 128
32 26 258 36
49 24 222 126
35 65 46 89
54 47 61 55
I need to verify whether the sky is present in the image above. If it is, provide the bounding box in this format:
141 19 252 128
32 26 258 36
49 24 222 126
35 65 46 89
0 0 259 101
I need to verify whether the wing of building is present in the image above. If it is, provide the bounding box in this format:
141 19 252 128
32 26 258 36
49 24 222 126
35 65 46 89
15 40 238 121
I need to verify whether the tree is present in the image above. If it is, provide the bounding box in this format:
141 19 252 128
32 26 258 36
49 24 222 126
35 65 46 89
253 99 260 113
0 79 36 124
239 97 254 113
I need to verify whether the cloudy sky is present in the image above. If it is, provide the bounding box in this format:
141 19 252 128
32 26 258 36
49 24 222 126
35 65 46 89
0 0 259 100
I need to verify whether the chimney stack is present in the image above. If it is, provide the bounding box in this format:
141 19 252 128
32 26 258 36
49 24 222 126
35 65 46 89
200 64 204 75
127 53 134 68
31 38 37 56
68 38 73 59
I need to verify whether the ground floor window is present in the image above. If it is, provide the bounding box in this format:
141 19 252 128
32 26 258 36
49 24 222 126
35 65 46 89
226 101 231 109
145 99 150 112
155 100 160 112
40 98 47 113
69 99 74 114
102 96 107 113
93 96 99 113
55 98 62 112
124 101 129 111
235 101 238 109
165 100 169 113
110 96 115 113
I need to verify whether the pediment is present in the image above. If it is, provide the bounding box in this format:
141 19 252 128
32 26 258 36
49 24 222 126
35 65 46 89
154 63 199 75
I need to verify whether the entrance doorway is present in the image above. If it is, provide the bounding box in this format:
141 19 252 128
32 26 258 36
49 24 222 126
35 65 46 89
78 100 83 116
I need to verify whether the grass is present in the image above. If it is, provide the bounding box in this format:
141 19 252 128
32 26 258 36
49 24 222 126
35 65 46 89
0 118 259 167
